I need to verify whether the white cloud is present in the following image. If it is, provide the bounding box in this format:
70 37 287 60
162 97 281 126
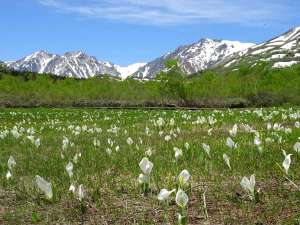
38 0 293 26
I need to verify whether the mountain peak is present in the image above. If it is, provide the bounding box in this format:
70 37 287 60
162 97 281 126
134 38 255 79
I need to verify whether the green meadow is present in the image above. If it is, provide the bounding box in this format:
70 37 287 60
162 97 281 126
0 108 300 224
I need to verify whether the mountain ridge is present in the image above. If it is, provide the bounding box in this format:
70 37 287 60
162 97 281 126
5 51 145 79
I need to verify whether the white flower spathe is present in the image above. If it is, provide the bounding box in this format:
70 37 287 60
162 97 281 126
293 142 300 153
127 137 133 145
7 156 16 171
282 150 292 175
139 157 153 175
77 184 85 201
178 169 190 186
175 189 188 208
240 174 256 200
157 188 176 201
174 147 183 160
229 124 238 137
6 170 12 180
138 173 149 184
65 162 74 178
202 143 211 157
35 175 53 200
226 137 237 149
223 153 231 169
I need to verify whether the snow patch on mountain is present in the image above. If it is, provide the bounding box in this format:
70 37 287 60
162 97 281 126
115 63 146 79
219 26 300 69
6 51 121 78
134 38 255 79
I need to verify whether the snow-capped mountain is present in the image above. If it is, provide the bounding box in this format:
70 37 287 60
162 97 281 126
220 27 300 69
133 39 255 79
115 63 146 79
5 51 144 79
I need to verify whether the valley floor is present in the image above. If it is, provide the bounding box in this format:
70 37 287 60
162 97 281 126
0 108 300 224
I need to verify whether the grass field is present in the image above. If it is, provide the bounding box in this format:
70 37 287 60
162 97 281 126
0 108 300 224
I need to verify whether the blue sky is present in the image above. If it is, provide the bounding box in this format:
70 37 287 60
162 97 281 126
1 0 300 66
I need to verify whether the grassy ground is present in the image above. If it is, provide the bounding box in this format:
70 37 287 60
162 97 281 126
0 108 300 224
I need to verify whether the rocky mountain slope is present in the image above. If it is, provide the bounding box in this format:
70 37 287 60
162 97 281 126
5 51 144 79
133 39 255 79
219 27 300 69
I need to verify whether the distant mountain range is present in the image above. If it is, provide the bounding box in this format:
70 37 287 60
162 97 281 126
4 26 300 79
5 51 145 79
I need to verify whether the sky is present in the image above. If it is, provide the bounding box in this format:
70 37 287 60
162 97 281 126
0 0 300 66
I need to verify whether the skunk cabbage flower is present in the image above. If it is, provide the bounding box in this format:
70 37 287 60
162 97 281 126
229 124 238 137
106 148 112 156
138 173 149 184
202 143 211 157
34 138 40 148
175 189 188 208
226 137 237 149
139 157 153 175
157 188 176 201
174 147 183 160
282 150 292 175
164 135 171 142
223 153 231 169
127 137 133 145
65 162 74 178
293 142 300 153
240 174 256 200
77 184 85 201
8 156 16 171
6 171 12 180
184 142 190 150
69 184 76 193
35 175 53 200
254 136 261 146
178 170 190 187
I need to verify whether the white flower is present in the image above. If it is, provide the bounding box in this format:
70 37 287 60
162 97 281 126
139 157 153 175
293 142 300 153
254 136 261 146
184 142 190 150
240 174 256 200
106 148 112 156
69 184 76 193
229 124 238 137
77 184 85 201
157 188 176 201
145 147 152 157
65 162 74 178
175 189 188 208
202 143 211 157
34 138 40 148
127 137 133 145
156 117 164 127
164 135 171 142
223 153 231 169
7 156 16 171
35 175 53 200
138 173 149 184
174 147 183 160
6 171 12 180
226 137 237 149
178 170 190 186
93 138 100 147
282 150 292 175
